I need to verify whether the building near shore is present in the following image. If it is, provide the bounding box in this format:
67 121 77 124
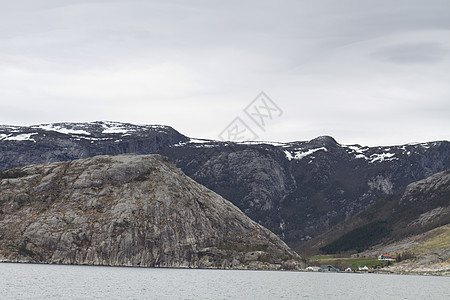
378 254 396 261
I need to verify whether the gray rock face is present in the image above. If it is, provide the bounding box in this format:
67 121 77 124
396 170 450 231
169 139 450 248
0 154 301 269
400 170 450 205
1 121 449 250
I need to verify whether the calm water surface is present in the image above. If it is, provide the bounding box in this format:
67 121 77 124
0 263 449 299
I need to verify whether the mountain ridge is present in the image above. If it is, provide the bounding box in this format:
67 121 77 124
1 121 449 251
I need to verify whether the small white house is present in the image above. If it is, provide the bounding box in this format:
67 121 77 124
345 267 353 272
378 254 396 261
358 265 369 271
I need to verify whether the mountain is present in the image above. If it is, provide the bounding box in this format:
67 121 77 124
0 154 301 269
0 121 188 170
1 121 449 250
306 169 450 255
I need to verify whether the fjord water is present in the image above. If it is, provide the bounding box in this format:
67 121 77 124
1 263 448 299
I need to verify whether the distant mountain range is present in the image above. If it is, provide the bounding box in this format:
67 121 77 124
1 121 449 252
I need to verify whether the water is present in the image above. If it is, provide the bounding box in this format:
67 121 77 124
0 263 449 299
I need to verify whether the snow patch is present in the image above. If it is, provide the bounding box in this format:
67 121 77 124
284 151 293 160
3 133 38 142
100 122 135 134
189 138 213 144
261 141 289 147
36 124 91 136
149 125 169 129
191 144 218 148
172 139 220 148
347 145 367 153
172 141 187 147
345 145 370 160
102 127 132 134
285 147 328 161
355 154 369 160
369 152 398 163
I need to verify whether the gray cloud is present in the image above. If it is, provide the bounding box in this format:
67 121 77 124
0 0 449 145
372 42 448 64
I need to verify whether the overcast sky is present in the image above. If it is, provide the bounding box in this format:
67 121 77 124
1 0 449 145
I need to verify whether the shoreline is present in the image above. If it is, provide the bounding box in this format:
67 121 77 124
1 260 449 276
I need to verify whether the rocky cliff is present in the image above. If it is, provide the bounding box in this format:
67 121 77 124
1 121 449 250
306 170 450 254
0 154 301 269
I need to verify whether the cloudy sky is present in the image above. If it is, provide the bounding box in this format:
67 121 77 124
1 0 449 145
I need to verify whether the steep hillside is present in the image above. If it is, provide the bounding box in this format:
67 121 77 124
1 121 449 249
368 224 450 276
305 170 450 255
0 154 300 269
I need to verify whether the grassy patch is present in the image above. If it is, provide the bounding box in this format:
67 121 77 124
408 225 450 254
309 254 336 260
308 256 390 270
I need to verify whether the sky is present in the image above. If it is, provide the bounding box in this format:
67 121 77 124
1 0 449 146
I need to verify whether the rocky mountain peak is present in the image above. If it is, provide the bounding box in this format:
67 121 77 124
0 154 301 269
309 135 339 147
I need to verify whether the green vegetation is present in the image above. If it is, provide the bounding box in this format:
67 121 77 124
307 171 450 257
309 254 335 260
390 224 450 263
407 225 450 254
319 220 391 254
308 254 390 270
309 224 450 271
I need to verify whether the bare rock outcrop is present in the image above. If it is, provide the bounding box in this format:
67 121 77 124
0 154 301 269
